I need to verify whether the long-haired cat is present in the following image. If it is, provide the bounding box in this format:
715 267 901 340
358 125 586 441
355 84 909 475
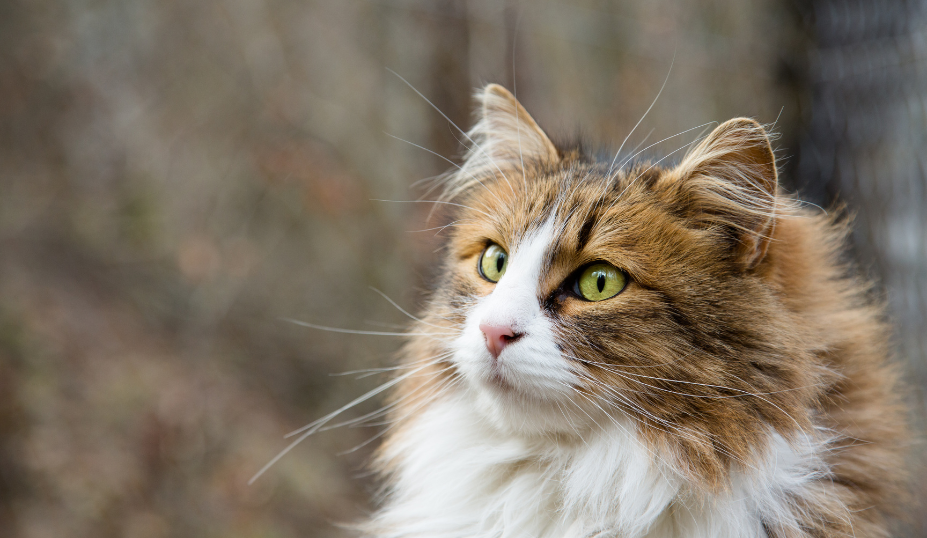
359 85 908 538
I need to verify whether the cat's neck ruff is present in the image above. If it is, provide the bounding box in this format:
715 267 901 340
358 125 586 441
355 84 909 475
370 390 827 538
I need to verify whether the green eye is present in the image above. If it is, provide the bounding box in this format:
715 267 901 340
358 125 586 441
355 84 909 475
576 263 626 301
479 243 508 282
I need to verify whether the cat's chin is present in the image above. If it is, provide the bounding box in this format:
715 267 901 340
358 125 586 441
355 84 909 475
448 345 607 436
481 368 514 393
465 374 608 439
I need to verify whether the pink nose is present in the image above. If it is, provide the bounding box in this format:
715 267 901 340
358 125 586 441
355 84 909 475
479 323 523 359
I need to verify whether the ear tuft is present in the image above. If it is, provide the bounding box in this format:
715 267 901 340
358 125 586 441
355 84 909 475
438 84 559 201
673 118 781 269
477 84 559 166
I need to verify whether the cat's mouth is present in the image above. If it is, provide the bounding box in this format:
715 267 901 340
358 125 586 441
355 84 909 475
487 361 511 390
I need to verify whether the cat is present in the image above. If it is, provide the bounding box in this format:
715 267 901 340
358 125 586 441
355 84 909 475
356 84 909 538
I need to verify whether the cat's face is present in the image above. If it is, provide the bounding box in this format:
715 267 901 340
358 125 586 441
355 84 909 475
428 85 818 475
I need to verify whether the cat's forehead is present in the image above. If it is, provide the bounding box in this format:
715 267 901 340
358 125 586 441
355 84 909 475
459 162 664 251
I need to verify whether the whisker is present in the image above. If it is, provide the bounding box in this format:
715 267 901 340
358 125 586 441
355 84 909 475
574 376 753 469
568 354 811 441
324 363 458 431
283 366 438 440
612 121 717 180
368 287 448 330
370 198 492 219
249 363 435 485
339 373 462 455
329 354 452 378
626 128 656 159
564 386 682 477
385 132 461 170
614 133 712 203
282 318 454 337
386 68 515 199
405 218 475 234
607 51 676 177
570 354 823 398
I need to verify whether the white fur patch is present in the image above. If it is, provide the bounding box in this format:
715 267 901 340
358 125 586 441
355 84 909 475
369 393 829 538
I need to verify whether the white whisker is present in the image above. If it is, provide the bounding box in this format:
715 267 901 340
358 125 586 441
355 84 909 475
249 363 435 485
369 287 447 330
607 51 675 177
281 317 454 337
386 68 515 199
385 132 462 170
370 198 492 219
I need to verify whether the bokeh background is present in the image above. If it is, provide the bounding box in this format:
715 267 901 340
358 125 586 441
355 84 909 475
1 0 925 536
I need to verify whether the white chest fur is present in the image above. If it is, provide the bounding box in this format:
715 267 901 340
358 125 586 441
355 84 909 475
367 395 828 538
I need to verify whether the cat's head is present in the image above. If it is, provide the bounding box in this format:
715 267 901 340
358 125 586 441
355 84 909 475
426 84 824 483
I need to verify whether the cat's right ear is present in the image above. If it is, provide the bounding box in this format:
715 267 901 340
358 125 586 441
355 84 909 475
442 85 559 200
667 118 780 269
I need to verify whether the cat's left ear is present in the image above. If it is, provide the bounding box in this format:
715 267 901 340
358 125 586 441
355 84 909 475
450 85 558 184
473 84 560 166
670 118 779 269
442 84 559 200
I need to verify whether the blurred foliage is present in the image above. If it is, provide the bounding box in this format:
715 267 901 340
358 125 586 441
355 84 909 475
0 0 923 537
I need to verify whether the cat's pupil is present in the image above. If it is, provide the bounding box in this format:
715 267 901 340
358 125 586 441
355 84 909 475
496 254 504 272
597 273 605 293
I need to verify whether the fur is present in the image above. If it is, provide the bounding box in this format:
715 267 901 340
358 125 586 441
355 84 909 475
361 85 908 538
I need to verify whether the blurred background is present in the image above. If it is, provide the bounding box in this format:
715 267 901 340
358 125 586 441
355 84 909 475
0 0 924 536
